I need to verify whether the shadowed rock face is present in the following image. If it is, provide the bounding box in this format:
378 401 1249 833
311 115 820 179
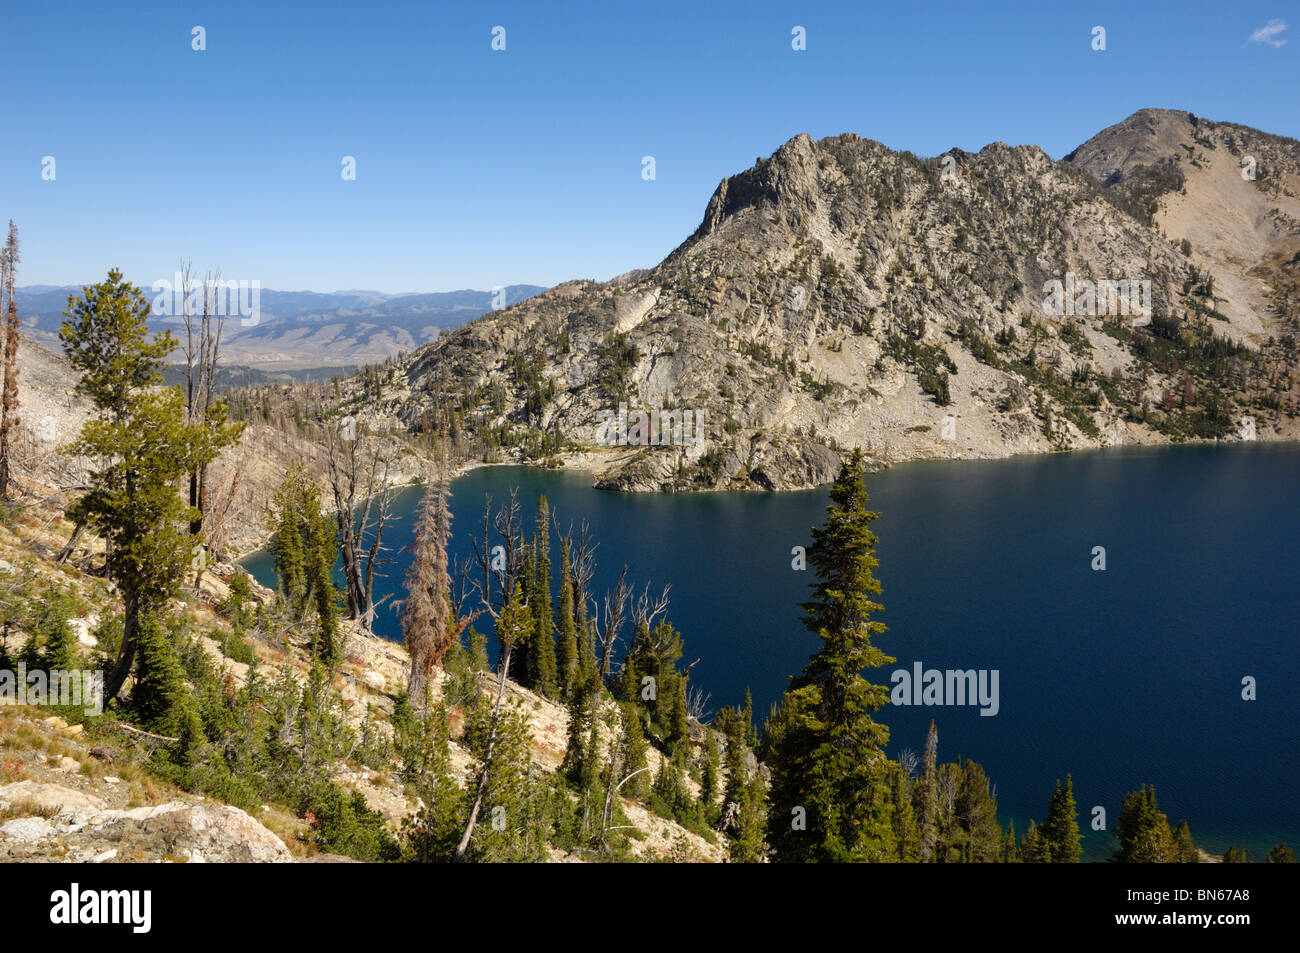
384 111 1300 492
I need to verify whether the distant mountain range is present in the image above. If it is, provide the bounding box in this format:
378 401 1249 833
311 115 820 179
381 108 1300 491
14 284 548 369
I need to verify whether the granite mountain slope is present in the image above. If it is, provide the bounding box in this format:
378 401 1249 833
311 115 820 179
383 110 1300 490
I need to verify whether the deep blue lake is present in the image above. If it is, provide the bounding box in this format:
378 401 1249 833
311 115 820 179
243 442 1300 860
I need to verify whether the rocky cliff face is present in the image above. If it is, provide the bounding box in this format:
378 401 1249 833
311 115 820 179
383 110 1300 491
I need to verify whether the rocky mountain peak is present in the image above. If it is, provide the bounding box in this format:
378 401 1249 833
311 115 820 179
379 111 1300 493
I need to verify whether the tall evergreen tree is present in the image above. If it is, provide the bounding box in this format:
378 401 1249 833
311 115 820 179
1001 820 1021 863
955 759 1002 862
526 496 558 698
60 270 238 701
1040 774 1083 863
1112 785 1177 863
268 465 340 664
700 731 719 815
619 702 650 800
129 615 191 735
729 774 769 863
462 701 545 862
722 706 748 808
742 686 756 748
917 720 939 862
765 449 896 862
889 762 921 862
556 537 579 698
401 703 462 862
1171 819 1198 863
33 587 79 673
1021 818 1052 863
513 542 535 688
561 604 603 815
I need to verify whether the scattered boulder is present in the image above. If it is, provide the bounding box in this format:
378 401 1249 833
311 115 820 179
0 787 294 863
86 802 293 863
1 817 54 841
68 614 99 650
0 780 105 814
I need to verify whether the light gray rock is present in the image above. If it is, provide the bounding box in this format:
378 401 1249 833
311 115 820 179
1 817 53 840
0 780 105 814
86 802 293 863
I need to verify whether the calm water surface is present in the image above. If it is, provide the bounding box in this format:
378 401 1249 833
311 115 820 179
244 442 1300 859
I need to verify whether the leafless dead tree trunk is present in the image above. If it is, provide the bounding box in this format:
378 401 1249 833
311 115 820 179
595 566 630 684
325 418 397 630
182 266 229 527
0 222 21 501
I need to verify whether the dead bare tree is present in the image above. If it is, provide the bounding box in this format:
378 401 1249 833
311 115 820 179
399 460 478 712
594 566 630 685
0 221 20 500
466 489 523 639
562 519 598 667
181 265 230 530
324 418 398 630
631 581 671 629
201 442 250 560
566 519 596 619
685 684 713 724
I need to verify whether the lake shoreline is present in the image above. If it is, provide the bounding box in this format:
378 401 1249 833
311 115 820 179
241 442 1300 861
232 436 1300 561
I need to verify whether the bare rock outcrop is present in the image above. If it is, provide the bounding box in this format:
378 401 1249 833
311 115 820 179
0 782 292 863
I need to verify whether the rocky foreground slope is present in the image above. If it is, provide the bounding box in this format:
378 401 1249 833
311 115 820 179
378 109 1300 491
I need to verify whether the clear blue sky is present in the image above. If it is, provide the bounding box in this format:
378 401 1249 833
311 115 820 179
2 0 1296 291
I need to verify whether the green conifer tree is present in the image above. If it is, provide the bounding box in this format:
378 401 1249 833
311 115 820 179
463 702 546 862
1001 820 1021 862
729 776 769 863
1266 843 1296 863
1172 819 1198 863
268 464 339 663
513 542 535 689
60 270 238 701
1021 818 1052 863
402 703 462 861
765 449 896 862
129 615 190 735
890 762 921 862
700 732 719 815
742 686 756 748
527 497 558 698
1041 774 1083 863
916 720 939 862
1112 785 1177 863
556 537 579 699
619 702 650 800
954 759 1002 862
38 588 79 673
